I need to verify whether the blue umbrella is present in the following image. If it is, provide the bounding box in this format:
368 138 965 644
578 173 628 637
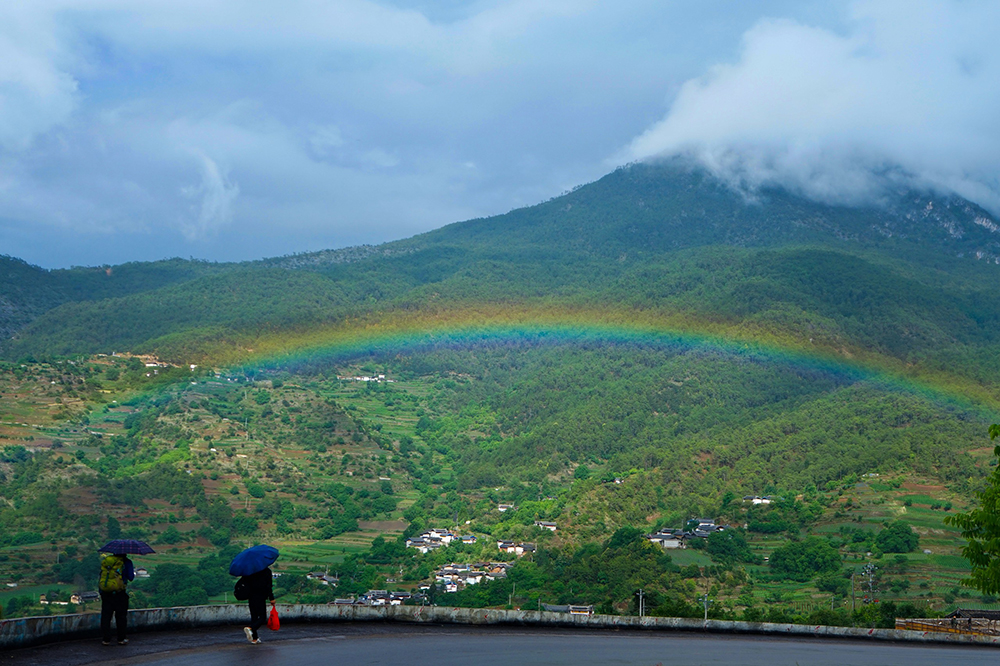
229 544 279 576
98 539 155 555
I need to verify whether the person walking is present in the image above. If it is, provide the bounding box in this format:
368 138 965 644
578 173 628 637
98 552 135 645
240 567 274 644
229 544 280 645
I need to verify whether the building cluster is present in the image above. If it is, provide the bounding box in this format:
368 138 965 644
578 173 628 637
336 374 394 383
307 571 340 586
742 495 777 505
433 561 512 593
406 528 477 554
332 590 414 606
39 595 70 606
70 591 99 605
647 518 725 549
497 540 536 556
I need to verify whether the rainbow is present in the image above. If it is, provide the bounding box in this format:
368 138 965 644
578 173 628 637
209 305 1000 418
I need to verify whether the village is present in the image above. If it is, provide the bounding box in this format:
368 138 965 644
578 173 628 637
22 499 754 617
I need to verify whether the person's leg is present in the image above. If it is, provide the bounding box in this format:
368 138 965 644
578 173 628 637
116 592 129 642
100 592 113 643
248 597 267 640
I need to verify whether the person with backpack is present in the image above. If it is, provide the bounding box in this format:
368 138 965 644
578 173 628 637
236 566 274 644
98 553 135 645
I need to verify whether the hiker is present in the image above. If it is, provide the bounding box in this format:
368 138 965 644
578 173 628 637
98 552 135 645
237 566 274 644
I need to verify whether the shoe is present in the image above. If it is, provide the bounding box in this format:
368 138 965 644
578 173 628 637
244 627 254 643
118 639 129 645
251 638 262 644
101 641 112 646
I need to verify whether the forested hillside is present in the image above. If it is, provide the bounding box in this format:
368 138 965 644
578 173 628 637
5 160 1000 368
0 256 225 344
3 160 1000 624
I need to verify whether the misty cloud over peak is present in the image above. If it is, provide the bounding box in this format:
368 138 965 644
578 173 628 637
2 1 997 267
625 0 1000 214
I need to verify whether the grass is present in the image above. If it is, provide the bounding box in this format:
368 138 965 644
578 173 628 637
667 550 712 567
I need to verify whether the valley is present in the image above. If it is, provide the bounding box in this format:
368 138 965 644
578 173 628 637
2 161 1000 627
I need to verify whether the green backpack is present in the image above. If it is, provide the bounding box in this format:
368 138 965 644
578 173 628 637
99 554 127 592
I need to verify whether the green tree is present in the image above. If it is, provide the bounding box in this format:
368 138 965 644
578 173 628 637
157 525 184 544
706 529 760 565
107 515 122 540
769 537 840 581
946 424 1000 594
874 521 918 553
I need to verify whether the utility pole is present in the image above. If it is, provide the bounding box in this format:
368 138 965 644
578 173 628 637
851 571 856 626
636 589 645 617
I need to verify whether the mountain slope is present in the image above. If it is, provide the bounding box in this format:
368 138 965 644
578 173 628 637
4 160 1000 369
0 256 226 345
412 160 1000 263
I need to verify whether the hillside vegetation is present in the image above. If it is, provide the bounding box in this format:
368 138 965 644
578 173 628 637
5 161 1000 372
2 160 1000 624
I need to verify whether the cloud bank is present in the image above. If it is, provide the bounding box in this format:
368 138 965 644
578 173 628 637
625 0 1000 213
5 1 996 267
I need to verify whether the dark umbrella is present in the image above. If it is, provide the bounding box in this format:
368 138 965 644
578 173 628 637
98 539 155 555
230 544 280 576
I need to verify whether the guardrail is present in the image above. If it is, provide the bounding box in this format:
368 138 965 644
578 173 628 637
3 604 1000 651
898 620 960 634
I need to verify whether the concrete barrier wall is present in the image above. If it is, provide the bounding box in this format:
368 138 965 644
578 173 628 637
3 604 1000 651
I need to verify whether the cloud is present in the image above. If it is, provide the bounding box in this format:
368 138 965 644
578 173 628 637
624 0 1000 213
0 6 79 151
180 153 239 240
309 125 345 156
0 1 859 267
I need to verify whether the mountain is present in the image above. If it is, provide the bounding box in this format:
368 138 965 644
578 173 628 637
0 256 226 346
415 160 1000 263
3 160 1000 622
4 160 1000 374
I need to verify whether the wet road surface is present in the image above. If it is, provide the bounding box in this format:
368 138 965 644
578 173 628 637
1 623 993 666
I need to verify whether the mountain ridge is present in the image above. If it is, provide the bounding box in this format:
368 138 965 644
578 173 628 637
4 160 1000 369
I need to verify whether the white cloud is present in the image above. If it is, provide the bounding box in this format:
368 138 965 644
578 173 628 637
624 0 1000 213
0 5 79 151
180 153 239 240
12 1 947 267
359 148 400 169
309 125 345 156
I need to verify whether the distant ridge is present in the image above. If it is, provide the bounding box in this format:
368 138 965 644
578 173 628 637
3 159 1000 364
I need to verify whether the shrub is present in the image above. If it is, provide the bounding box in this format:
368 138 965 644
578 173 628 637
769 537 841 581
875 522 919 553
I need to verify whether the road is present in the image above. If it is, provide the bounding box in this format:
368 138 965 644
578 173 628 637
1 623 993 666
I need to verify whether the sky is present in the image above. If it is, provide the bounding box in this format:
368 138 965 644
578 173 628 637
1 0 998 269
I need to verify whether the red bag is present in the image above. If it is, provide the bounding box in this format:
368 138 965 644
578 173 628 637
267 602 280 631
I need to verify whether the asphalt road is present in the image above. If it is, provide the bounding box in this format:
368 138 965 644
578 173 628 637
1 623 994 666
